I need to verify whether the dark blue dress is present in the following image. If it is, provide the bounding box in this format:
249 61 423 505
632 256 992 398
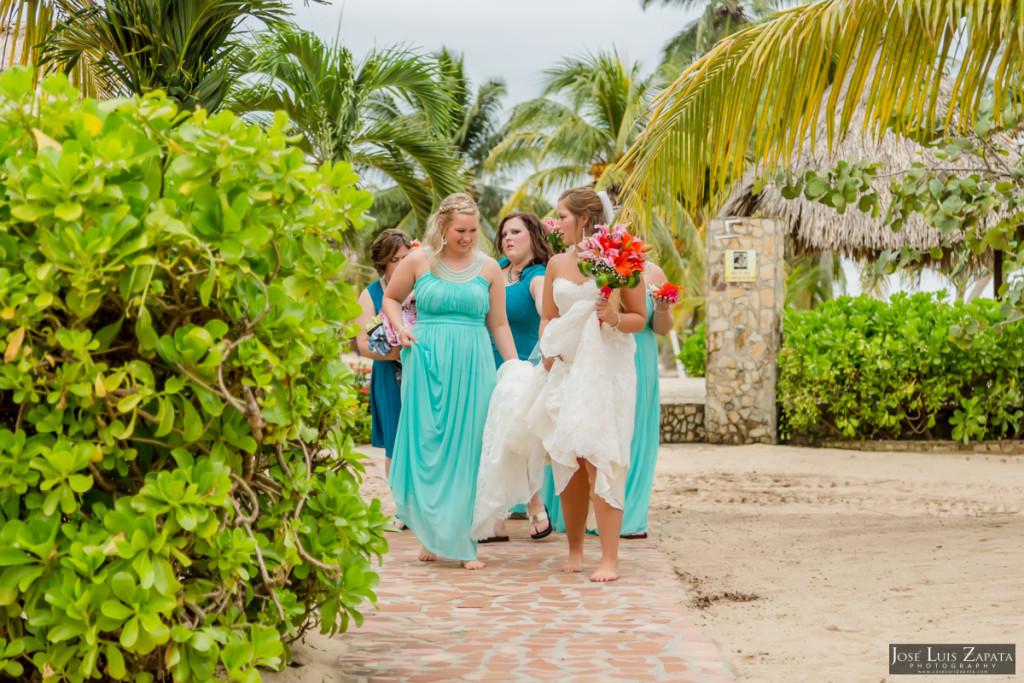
368 279 402 459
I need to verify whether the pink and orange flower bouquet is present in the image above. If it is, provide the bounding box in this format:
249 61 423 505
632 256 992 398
576 223 651 299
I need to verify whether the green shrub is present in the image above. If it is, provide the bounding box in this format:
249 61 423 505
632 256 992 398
678 323 706 377
0 68 386 682
778 293 1024 443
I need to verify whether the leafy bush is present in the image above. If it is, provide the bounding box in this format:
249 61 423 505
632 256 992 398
0 68 386 682
778 293 1024 443
678 323 706 377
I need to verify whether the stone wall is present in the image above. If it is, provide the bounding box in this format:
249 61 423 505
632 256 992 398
660 403 706 443
705 218 784 444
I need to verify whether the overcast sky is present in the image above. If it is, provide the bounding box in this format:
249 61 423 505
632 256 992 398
287 0 697 107
280 1 975 300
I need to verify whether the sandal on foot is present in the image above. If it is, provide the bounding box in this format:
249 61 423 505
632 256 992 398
478 535 509 544
530 506 553 540
620 531 648 540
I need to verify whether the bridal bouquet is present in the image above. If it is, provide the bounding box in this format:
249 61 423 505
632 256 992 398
542 217 569 254
576 223 650 299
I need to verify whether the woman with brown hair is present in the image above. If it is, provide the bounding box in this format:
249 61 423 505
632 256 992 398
473 187 648 581
354 228 413 478
536 186 649 581
482 212 554 543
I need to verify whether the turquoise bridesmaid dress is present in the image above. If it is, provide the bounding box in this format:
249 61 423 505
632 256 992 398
621 295 660 535
491 258 545 365
388 256 496 561
367 279 401 459
541 295 659 534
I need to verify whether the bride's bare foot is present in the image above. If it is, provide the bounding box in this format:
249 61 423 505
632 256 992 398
562 551 583 573
589 561 619 582
417 546 437 562
461 560 485 570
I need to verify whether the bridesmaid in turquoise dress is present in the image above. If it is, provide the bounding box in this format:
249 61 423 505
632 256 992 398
354 229 412 478
543 262 675 536
620 263 675 536
486 212 553 542
382 193 517 570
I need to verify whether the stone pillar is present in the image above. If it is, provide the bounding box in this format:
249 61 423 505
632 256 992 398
705 218 784 444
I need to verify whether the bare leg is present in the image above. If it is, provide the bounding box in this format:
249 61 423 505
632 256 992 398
559 459 591 573
585 461 622 582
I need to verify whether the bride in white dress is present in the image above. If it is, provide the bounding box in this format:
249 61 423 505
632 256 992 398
474 187 649 582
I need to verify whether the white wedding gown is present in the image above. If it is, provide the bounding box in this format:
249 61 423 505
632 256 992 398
472 278 637 540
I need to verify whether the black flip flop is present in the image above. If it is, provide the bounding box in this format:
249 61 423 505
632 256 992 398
479 535 510 544
530 505 553 540
620 531 648 540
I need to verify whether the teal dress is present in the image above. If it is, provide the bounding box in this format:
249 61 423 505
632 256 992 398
367 279 401 459
542 295 659 534
389 256 496 561
621 296 660 535
492 258 545 366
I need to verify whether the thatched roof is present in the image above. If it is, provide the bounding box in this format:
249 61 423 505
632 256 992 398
718 76 1018 263
0 24 27 71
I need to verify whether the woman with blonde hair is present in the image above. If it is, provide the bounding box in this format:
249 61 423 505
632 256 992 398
383 193 517 570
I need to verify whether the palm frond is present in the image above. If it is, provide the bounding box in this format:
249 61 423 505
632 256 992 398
622 0 1024 228
232 25 467 227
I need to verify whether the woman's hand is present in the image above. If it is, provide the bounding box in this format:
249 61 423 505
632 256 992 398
594 298 620 328
398 328 418 348
384 345 402 361
651 293 674 309
542 354 561 371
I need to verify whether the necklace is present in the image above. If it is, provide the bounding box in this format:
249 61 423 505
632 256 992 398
435 251 485 283
505 265 522 285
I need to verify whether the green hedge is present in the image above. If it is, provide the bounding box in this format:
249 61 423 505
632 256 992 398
678 323 706 378
778 293 1024 443
0 69 386 682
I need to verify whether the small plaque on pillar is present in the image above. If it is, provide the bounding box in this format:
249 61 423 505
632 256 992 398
724 249 756 282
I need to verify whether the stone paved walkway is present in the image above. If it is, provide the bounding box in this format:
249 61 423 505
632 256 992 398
325 457 735 683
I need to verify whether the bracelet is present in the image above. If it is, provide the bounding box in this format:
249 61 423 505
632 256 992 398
654 303 671 312
609 312 621 330
396 327 405 337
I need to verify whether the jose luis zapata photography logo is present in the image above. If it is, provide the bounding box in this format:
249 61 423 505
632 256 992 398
890 644 1016 675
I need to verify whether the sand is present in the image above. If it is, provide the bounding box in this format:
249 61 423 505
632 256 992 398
652 444 1023 683
268 441 1024 682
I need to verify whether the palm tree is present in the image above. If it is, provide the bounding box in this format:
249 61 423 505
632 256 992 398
641 0 782 69
371 48 509 236
485 49 656 214
2 0 295 109
230 26 465 231
622 0 1022 225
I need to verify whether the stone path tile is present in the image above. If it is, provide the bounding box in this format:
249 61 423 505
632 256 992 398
323 459 736 682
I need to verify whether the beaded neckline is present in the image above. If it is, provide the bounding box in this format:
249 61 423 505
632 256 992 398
432 250 486 284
